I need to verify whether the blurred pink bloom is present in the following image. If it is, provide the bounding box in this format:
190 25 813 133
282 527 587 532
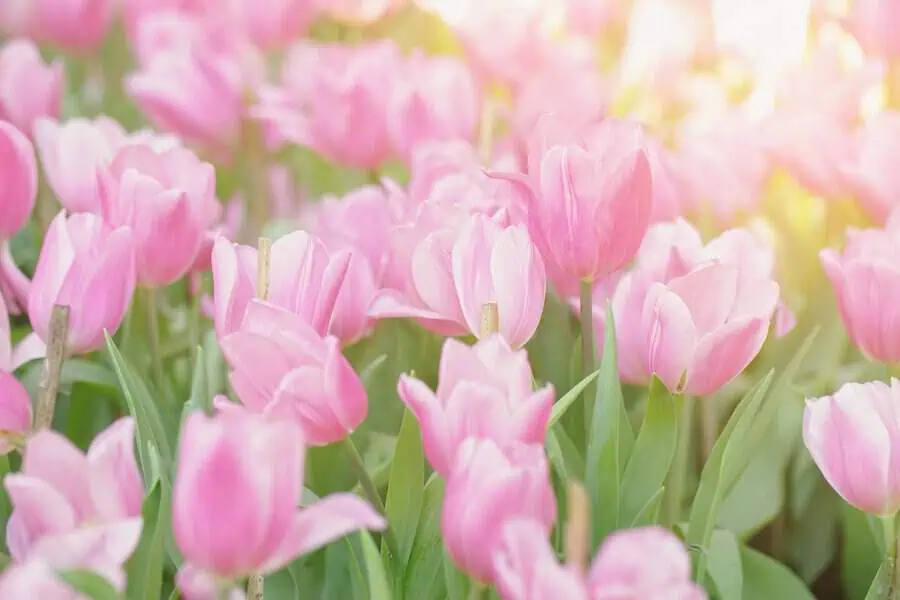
398 336 553 475
121 0 215 36
226 0 315 50
5 418 143 589
0 39 63 137
318 0 405 23
502 115 653 296
24 0 114 51
0 242 29 315
254 41 398 168
0 120 36 239
407 140 482 203
821 218 900 362
845 0 900 60
0 294 31 454
442 438 556 584
613 220 779 396
173 409 384 589
99 142 218 287
211 231 351 340
190 197 242 274
563 0 619 36
28 212 136 355
804 379 900 515
0 558 85 599
221 300 367 445
841 112 900 223
371 213 546 347
387 52 479 161
34 116 127 214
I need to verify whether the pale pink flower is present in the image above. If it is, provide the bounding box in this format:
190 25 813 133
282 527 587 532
0 39 63 137
0 120 37 239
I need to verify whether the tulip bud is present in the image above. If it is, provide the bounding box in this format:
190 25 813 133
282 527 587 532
804 379 900 516
173 410 384 587
0 39 63 136
28 212 136 355
841 113 900 223
398 337 553 475
220 300 368 446
442 439 556 583
0 120 37 239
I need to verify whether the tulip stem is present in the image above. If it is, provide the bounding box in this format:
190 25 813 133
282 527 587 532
579 280 595 435
34 305 70 431
145 288 165 395
666 395 693 526
343 436 399 560
467 582 486 600
246 574 264 600
884 515 900 600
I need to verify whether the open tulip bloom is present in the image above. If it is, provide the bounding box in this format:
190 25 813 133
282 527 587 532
5 3 900 599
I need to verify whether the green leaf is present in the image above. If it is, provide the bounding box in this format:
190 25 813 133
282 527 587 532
864 561 892 600
125 481 169 600
740 544 815 600
182 346 212 422
706 529 743 600
443 554 468 600
360 354 388 388
0 455 10 551
57 570 123 600
619 377 680 526
104 333 174 486
629 486 665 528
843 505 883 600
404 475 447 600
585 305 634 546
548 366 601 427
360 530 392 600
384 408 424 573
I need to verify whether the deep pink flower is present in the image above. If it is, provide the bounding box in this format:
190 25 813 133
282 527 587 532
0 120 37 239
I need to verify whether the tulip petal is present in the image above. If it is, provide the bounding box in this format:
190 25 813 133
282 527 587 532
640 284 696 392
4 475 77 560
87 418 144 520
683 317 769 397
21 430 94 520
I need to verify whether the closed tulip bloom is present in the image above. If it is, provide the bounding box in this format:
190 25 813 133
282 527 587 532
589 527 706 600
0 39 63 136
841 112 900 223
821 220 900 363
4 418 144 588
442 439 556 583
804 379 900 515
23 0 114 52
173 410 385 589
221 300 367 445
398 337 553 475
227 0 314 50
212 231 351 340
846 0 900 60
99 142 217 287
34 116 128 213
28 212 136 355
407 139 481 203
372 213 546 347
0 120 37 239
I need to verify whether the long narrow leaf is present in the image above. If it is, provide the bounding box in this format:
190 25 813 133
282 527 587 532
384 408 424 573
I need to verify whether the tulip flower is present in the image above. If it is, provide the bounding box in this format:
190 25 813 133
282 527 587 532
99 141 218 287
502 115 653 296
0 120 37 239
0 558 83 599
227 0 315 50
0 39 63 136
841 112 900 223
0 242 29 315
211 231 351 340
406 139 482 203
173 409 385 594
318 0 405 23
28 212 136 355
442 439 556 583
845 0 900 60
34 116 128 213
0 293 31 454
371 213 546 347
2 0 114 52
398 336 553 475
821 219 900 363
494 520 706 600
220 300 368 446
4 418 144 588
803 380 900 516
387 52 479 160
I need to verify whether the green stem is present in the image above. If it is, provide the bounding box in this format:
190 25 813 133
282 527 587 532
884 515 900 600
145 288 165 395
467 582 485 600
579 280 595 437
666 395 694 527
241 122 271 242
343 436 399 560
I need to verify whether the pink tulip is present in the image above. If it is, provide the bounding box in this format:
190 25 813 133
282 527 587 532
5 418 144 588
221 300 367 445
371 212 546 346
317 0 405 23
0 120 37 239
821 219 900 362
227 0 315 50
407 140 482 204
0 369 32 455
28 0 114 52
804 379 900 515
845 0 900 60
398 336 553 475
98 141 217 287
563 0 618 35
613 221 779 396
173 409 385 587
0 39 63 137
28 212 136 355
442 439 556 583
589 527 706 599
504 115 654 296
34 116 128 214
423 169 530 226
0 558 83 599
841 112 900 223
387 52 479 161
0 242 30 315
211 231 351 340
